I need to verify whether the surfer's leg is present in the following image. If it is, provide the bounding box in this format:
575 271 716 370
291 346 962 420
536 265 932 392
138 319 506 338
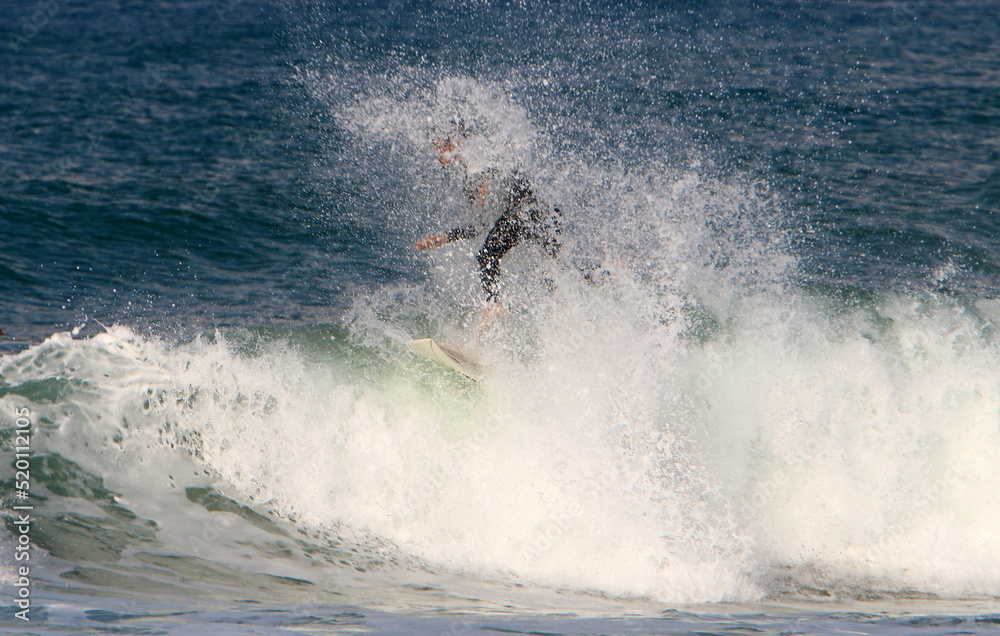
476 213 523 302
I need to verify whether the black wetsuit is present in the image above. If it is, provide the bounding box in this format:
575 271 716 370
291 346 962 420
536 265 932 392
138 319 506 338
445 171 561 302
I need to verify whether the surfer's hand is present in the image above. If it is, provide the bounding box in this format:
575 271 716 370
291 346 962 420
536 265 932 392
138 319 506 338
416 233 448 250
474 301 503 340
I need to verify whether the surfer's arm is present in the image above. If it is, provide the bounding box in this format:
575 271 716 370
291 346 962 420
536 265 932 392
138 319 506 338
415 225 479 250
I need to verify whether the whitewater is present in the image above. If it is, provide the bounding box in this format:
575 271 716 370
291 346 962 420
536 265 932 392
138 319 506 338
2 1 999 634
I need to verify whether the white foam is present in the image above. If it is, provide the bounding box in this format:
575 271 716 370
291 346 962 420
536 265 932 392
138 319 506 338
5 72 999 603
5 284 999 603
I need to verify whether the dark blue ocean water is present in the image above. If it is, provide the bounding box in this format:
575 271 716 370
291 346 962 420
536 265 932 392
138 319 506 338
2 1 999 634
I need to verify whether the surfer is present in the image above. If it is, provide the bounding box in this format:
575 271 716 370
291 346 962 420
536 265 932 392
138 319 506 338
416 121 562 336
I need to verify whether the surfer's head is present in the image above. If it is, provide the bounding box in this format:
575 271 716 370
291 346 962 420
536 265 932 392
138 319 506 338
431 118 466 166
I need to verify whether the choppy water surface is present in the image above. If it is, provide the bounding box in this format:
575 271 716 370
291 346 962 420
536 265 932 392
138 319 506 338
2 1 999 634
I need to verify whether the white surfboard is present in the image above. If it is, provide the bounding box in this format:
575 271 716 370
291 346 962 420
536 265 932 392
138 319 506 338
411 338 483 381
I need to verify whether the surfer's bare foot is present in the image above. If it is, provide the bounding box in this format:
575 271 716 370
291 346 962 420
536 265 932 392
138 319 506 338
474 301 503 340
604 253 626 276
